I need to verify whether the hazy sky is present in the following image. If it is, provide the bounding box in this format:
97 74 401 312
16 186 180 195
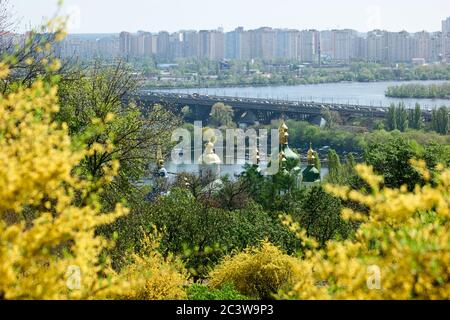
12 0 450 34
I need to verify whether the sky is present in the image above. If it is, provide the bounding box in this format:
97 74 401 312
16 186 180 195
12 0 450 34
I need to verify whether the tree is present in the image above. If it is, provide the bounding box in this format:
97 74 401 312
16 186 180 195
0 61 130 299
396 102 408 132
322 108 341 129
0 11 188 301
0 12 76 95
410 103 422 130
145 189 299 278
431 106 449 135
374 120 385 131
57 61 180 209
387 103 397 131
364 135 423 190
296 186 350 247
0 0 14 36
210 102 234 127
181 105 193 120
327 149 342 184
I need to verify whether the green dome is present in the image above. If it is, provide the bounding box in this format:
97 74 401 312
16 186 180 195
302 165 321 183
281 144 300 171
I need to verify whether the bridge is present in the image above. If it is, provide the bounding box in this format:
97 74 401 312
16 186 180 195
131 91 433 124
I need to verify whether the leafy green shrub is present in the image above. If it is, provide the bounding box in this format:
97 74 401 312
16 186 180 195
147 189 300 278
187 284 249 300
209 241 301 300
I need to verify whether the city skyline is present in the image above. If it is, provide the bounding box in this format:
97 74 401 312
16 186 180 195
13 0 450 34
55 17 450 64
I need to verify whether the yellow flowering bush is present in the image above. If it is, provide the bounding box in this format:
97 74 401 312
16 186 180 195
281 162 449 300
116 233 189 300
209 241 302 299
0 60 137 299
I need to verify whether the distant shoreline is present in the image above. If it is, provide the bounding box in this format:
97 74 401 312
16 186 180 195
144 79 450 91
385 82 450 100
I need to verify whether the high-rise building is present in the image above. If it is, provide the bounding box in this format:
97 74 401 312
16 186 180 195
442 17 450 60
429 32 444 61
367 30 386 63
198 30 210 60
119 31 132 56
319 30 334 59
352 35 367 61
298 30 318 62
276 29 299 60
442 17 450 35
143 33 153 57
239 30 252 60
181 30 199 59
385 31 412 63
169 32 183 60
156 31 170 61
60 17 450 63
97 36 120 57
225 29 238 59
332 29 356 63
252 27 276 60
412 31 431 61
210 29 225 60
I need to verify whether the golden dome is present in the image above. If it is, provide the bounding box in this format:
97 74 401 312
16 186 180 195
198 140 222 165
279 120 289 145
156 145 165 169
307 143 316 164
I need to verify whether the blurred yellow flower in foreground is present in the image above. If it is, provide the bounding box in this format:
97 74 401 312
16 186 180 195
282 163 449 300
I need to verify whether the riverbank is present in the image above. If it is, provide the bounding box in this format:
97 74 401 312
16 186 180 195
385 82 450 100
143 78 450 91
142 63 450 90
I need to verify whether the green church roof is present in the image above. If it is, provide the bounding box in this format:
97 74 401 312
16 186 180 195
302 165 321 183
281 144 300 170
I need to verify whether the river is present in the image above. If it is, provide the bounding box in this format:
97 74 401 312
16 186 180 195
153 80 448 178
158 80 450 109
161 162 329 180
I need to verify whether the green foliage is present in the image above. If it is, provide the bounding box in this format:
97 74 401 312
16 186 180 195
240 164 303 212
187 284 249 300
295 186 351 247
396 102 409 132
387 103 397 131
386 82 450 99
374 120 385 131
364 134 424 190
142 61 450 89
431 106 449 135
386 103 410 132
281 120 365 153
209 102 235 127
410 103 423 130
327 149 342 184
57 62 180 209
132 189 299 278
322 109 341 129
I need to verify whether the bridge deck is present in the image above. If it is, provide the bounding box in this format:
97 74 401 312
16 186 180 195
132 92 433 120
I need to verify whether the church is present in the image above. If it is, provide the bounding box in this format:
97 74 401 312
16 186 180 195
147 119 321 200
